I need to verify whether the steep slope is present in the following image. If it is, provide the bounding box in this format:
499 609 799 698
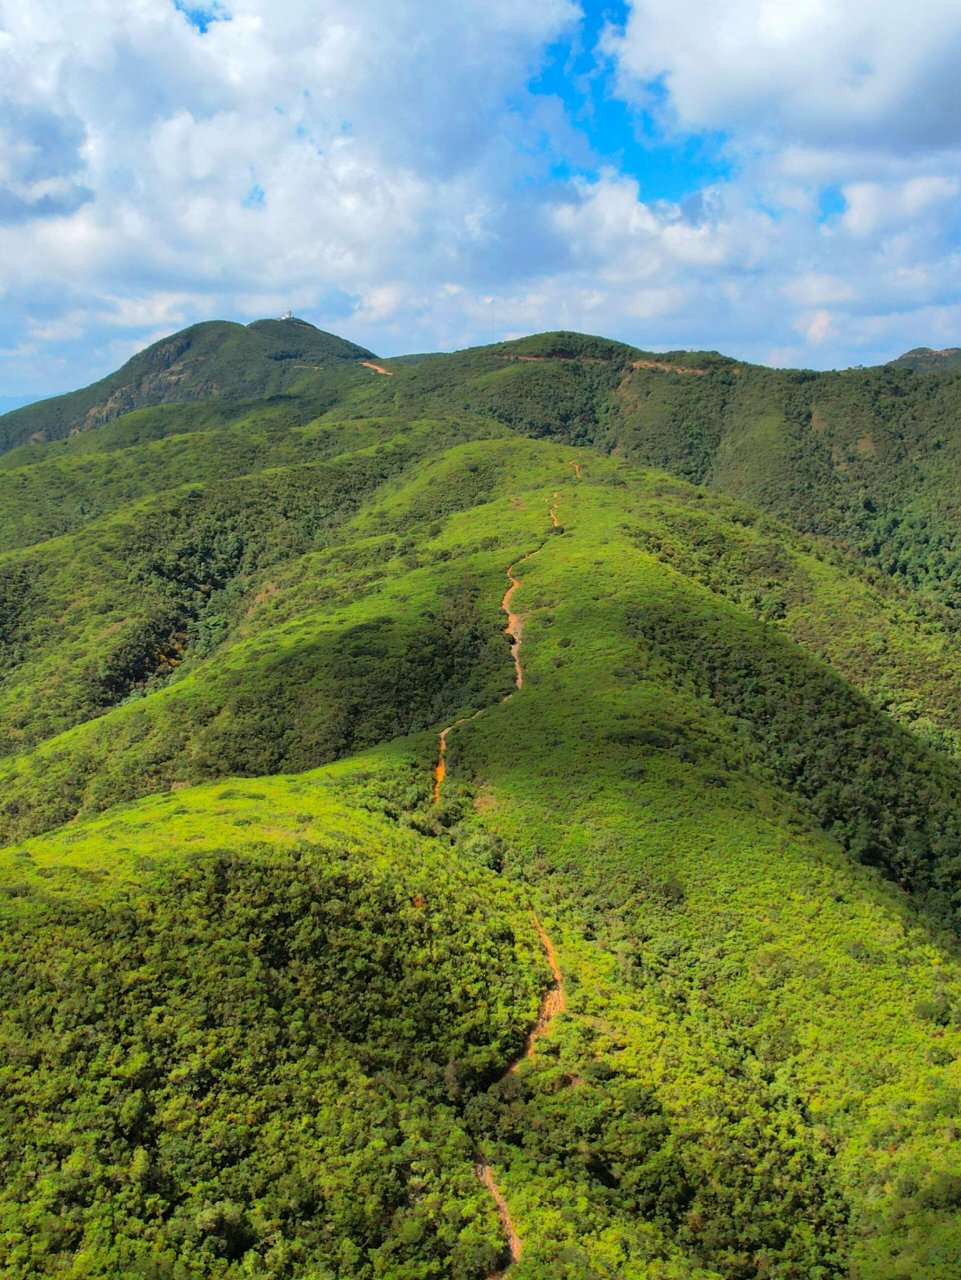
0 317 375 452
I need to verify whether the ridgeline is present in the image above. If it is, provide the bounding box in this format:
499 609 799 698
3 320 961 1277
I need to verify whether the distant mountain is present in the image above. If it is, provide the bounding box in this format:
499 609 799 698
889 346 961 373
0 317 375 452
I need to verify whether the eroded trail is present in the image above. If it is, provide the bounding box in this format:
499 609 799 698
511 917 566 1066
427 517 567 1275
501 556 530 691
475 1161 523 1274
432 538 542 804
474 912 565 1274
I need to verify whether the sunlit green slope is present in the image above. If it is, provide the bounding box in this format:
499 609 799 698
7 321 961 1276
3 400 961 1279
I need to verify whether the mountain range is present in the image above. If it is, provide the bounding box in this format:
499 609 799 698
3 318 961 1279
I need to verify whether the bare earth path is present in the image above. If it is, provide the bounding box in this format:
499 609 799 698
431 499 569 1274
432 536 543 802
473 911 566 1275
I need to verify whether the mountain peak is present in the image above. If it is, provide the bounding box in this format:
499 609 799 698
888 346 961 373
0 319 377 452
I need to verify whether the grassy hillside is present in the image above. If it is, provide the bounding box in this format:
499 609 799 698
5 327 961 1276
330 330 961 622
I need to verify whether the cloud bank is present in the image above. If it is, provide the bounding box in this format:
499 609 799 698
1 0 960 397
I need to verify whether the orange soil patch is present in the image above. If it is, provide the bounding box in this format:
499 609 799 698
361 360 393 376
571 461 581 480
630 358 708 376
476 1162 523 1271
244 581 279 618
856 434 877 457
432 727 450 805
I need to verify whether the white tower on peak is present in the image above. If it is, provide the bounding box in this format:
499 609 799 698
281 308 293 321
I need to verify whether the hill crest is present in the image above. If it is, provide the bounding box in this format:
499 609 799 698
0 317 375 452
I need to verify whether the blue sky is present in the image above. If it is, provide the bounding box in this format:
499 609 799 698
2 0 961 407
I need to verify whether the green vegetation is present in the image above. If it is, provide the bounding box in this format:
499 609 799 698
889 347 961 374
5 321 961 1276
0 317 374 452
0 788 545 1279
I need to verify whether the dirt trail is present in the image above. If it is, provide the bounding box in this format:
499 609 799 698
476 1161 523 1273
494 353 711 376
361 360 393 376
474 910 565 1275
433 477 578 798
432 539 542 805
501 556 531 691
432 708 484 804
426 512 567 1274
498 354 610 366
511 916 566 1066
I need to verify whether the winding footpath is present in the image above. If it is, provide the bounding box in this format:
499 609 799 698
431 491 574 1275
473 911 566 1275
432 542 539 804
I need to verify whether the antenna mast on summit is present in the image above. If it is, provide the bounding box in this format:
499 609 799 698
281 308 293 321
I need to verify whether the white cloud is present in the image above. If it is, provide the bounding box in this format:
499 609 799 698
782 274 857 308
0 0 960 396
590 0 961 366
841 176 959 236
608 0 961 156
796 308 836 346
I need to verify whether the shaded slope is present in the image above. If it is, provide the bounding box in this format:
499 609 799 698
0 421 513 754
0 771 548 1280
